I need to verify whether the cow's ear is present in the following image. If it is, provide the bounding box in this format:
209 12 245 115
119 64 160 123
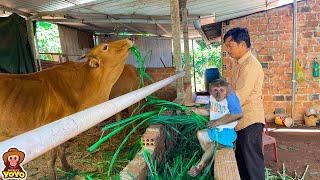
88 58 100 68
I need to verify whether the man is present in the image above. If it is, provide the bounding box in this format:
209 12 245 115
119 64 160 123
223 27 265 180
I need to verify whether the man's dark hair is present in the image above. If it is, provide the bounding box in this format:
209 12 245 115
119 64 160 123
223 27 251 48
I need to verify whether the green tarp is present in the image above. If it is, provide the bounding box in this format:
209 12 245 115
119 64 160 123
0 13 36 74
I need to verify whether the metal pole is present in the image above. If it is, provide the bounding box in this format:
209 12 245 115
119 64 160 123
0 72 185 170
291 0 297 119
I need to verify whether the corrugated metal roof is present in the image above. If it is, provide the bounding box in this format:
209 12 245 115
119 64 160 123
0 0 300 40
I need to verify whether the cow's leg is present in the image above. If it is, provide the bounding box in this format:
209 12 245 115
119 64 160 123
58 143 73 172
48 148 58 180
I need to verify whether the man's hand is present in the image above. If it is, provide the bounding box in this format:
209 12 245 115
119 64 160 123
207 121 218 129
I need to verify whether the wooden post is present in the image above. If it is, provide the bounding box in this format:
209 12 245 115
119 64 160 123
180 0 191 84
180 0 193 103
214 148 240 180
26 18 39 71
170 0 184 100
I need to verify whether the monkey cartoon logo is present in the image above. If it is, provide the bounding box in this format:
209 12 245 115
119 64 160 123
1 148 27 179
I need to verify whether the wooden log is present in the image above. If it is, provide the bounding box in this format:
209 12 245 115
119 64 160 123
214 148 240 180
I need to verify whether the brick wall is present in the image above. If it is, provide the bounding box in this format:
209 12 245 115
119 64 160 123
222 0 320 121
145 68 177 101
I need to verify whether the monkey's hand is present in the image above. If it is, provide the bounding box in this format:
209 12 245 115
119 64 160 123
207 121 218 129
207 113 243 128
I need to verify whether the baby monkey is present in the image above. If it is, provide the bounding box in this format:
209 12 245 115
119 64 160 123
188 79 243 177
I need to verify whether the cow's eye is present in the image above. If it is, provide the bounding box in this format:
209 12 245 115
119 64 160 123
103 45 108 50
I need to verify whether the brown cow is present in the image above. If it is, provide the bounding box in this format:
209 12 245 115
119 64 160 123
0 38 133 179
109 64 141 122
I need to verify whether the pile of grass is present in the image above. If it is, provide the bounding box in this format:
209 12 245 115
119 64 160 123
265 164 309 180
86 96 219 179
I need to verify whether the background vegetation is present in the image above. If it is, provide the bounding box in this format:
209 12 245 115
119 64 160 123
36 22 62 61
182 40 222 92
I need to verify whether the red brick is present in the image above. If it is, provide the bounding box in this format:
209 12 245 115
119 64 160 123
297 95 308 101
240 20 249 26
274 55 284 61
306 14 317 20
303 102 313 107
303 46 314 53
314 46 320 51
270 17 282 23
315 32 320 37
258 25 267 31
312 4 320 11
269 88 279 94
279 33 291 40
265 41 274 48
279 88 291 94
267 9 278 16
307 52 319 59
297 14 305 21
264 69 273 75
297 54 307 60
278 9 289 16
271 76 281 81
306 21 319 28
281 16 292 23
247 25 257 32
250 19 260 24
274 68 285 74
263 95 273 101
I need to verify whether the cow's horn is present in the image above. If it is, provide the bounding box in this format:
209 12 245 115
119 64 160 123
78 54 86 60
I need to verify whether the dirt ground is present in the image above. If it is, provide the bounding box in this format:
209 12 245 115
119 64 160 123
24 119 142 180
23 120 320 180
264 123 320 180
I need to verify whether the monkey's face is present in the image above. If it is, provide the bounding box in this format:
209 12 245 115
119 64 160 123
211 86 228 102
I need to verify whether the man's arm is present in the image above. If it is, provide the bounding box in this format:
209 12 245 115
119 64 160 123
207 113 243 128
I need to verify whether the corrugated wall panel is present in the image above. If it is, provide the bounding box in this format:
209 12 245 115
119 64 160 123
98 36 172 68
58 25 90 61
128 37 172 68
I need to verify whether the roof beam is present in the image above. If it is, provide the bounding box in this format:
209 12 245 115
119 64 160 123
35 18 173 24
64 15 113 33
30 12 199 20
0 5 32 17
151 17 170 35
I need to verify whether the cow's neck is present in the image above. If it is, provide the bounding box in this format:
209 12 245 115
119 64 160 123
75 62 126 111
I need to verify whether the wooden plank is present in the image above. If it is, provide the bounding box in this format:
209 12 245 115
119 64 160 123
214 148 240 180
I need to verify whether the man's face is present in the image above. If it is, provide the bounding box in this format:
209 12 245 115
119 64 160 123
224 36 244 60
211 86 227 102
8 155 19 166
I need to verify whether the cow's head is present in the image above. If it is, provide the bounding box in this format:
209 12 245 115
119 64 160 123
80 38 133 68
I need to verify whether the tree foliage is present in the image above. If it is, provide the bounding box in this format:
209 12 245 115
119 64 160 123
182 40 222 91
36 22 62 61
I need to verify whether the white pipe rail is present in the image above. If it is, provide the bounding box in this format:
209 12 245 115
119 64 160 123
0 71 185 171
